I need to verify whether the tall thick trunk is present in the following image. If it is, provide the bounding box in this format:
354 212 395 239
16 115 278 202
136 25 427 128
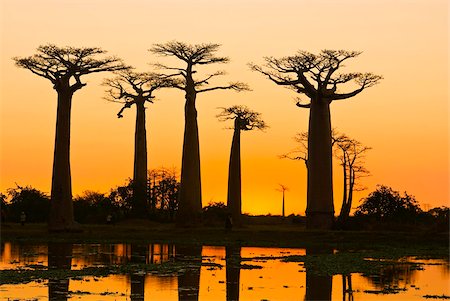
131 100 148 218
306 98 334 229
227 121 242 226
177 89 202 226
49 90 75 231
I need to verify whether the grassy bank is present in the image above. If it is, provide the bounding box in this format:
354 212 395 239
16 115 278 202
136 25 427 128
1 221 448 254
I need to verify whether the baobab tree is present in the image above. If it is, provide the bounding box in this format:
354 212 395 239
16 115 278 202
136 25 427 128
13 45 126 231
251 50 382 229
104 70 174 218
282 131 370 225
150 41 248 226
277 184 289 218
334 136 371 224
217 105 266 226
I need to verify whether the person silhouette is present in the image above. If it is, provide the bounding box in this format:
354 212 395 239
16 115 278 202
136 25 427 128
20 211 26 226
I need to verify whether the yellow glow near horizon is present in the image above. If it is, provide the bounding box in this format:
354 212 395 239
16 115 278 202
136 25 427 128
0 0 448 215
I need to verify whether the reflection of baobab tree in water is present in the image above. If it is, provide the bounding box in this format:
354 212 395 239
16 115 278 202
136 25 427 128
128 244 149 301
225 246 241 301
176 245 202 301
48 243 73 301
304 247 333 301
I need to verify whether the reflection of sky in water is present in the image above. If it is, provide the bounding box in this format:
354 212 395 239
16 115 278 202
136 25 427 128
1 242 449 301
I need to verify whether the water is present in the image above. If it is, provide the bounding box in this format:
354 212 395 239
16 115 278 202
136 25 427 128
1 242 449 300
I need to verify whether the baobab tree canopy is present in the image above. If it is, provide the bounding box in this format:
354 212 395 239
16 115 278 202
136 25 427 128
14 44 126 91
252 50 382 230
104 69 175 117
217 105 267 131
13 44 126 232
151 41 249 93
251 50 382 105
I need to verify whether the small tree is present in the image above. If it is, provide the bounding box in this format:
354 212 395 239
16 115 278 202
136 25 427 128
150 41 248 226
104 70 174 218
252 50 382 229
217 105 266 226
334 135 371 224
148 168 180 221
276 184 289 218
14 45 126 231
355 185 421 221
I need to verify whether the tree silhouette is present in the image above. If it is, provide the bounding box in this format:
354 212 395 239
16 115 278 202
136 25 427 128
150 41 248 226
251 50 382 229
282 131 370 224
217 105 266 226
276 184 289 218
104 70 174 218
334 135 371 224
13 45 126 231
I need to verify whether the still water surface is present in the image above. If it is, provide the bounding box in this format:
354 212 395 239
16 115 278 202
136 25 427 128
1 242 449 300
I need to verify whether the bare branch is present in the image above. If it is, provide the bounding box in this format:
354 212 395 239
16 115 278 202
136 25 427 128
197 82 250 93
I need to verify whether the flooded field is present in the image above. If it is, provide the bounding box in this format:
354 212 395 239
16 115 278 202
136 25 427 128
1 242 449 300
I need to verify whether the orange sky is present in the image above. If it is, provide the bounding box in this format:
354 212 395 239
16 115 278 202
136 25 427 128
0 0 448 215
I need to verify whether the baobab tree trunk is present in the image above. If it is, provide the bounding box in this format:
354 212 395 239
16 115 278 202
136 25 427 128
344 169 355 218
131 100 148 218
177 88 202 226
49 90 75 232
306 98 334 229
227 119 242 227
338 155 348 223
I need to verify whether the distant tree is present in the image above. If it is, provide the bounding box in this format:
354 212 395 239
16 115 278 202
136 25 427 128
334 135 371 224
148 168 180 221
5 185 50 223
150 41 248 226
14 45 126 231
109 179 134 214
355 185 421 221
252 50 382 229
104 70 174 218
217 105 266 226
276 184 289 218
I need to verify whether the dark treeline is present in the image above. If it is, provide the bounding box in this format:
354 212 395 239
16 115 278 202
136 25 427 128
1 183 448 232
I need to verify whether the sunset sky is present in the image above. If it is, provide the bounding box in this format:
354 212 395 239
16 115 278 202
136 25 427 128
0 0 448 215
